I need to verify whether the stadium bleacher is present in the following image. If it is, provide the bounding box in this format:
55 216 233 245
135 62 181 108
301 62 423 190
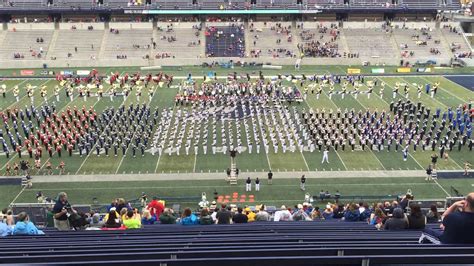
0 0 465 9
0 30 53 60
1 222 474 265
206 25 245 57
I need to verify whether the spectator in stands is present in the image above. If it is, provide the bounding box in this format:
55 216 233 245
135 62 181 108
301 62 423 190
1 208 14 226
407 203 426 229
119 208 128 221
333 204 345 219
293 204 310 221
103 210 122 229
369 208 387 229
426 205 441 223
12 212 44 235
322 205 334 220
116 198 131 212
421 193 474 244
103 207 119 223
232 207 248 223
245 207 256 222
359 202 372 222
0 217 12 237
399 193 414 211
141 210 157 225
216 204 232 224
383 208 408 230
343 203 360 222
53 192 73 231
255 205 270 222
311 207 322 220
159 208 177 224
274 205 292 222
123 210 142 229
147 197 164 219
88 213 103 229
199 208 214 225
180 208 198 225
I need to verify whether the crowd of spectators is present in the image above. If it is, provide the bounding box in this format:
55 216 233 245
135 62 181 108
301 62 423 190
2 191 474 245
298 24 340 58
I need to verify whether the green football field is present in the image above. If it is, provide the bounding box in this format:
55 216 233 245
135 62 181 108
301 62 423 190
1 176 474 211
0 66 473 209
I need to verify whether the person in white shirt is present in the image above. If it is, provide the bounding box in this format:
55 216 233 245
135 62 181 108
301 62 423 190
322 147 329 163
274 205 292 222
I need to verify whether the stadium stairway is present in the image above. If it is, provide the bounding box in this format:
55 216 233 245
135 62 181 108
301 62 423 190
1 222 473 265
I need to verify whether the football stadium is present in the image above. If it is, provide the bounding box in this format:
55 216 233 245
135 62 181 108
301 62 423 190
0 0 474 264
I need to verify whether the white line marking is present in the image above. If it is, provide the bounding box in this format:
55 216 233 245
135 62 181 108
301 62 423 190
27 182 437 191
9 185 27 207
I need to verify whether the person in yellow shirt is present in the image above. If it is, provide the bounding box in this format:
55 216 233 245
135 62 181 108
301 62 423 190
123 210 141 229
245 207 256 222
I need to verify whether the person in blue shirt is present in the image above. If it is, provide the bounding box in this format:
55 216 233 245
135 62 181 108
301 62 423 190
180 208 198 225
0 220 12 237
343 203 360 222
12 212 44 235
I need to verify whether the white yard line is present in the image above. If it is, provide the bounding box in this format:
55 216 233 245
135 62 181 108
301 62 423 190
0 80 54 171
35 76 119 172
193 153 197 173
4 79 50 110
319 70 386 170
9 185 27 206
302 98 347 171
76 72 127 174
374 77 463 169
115 84 160 174
433 179 451 197
429 76 472 102
29 182 437 191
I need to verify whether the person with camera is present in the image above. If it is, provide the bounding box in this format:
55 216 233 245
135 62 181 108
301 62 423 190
420 192 474 244
53 192 74 231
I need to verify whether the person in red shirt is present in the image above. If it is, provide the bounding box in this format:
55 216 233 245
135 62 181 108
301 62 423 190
146 197 164 219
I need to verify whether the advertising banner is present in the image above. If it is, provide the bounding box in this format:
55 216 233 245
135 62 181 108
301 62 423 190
371 68 385 74
347 68 361 74
20 70 35 76
397 67 411 73
77 70 91 76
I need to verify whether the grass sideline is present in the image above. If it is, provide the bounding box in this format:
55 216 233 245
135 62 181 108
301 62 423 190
2 176 473 210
